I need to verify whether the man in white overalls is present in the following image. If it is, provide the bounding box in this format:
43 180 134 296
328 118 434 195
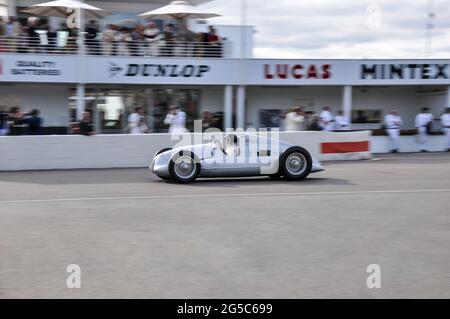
441 107 450 152
385 109 403 153
415 107 434 152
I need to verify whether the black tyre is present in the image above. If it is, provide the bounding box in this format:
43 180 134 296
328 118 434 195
280 147 312 181
156 174 172 181
169 151 201 184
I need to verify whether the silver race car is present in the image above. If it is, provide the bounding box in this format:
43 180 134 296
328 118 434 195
150 133 324 183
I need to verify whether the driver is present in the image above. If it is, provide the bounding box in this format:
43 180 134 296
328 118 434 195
225 134 240 156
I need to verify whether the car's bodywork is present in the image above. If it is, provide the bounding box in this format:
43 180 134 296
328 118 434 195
150 133 324 182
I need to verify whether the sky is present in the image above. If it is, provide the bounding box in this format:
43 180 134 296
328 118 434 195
200 0 450 59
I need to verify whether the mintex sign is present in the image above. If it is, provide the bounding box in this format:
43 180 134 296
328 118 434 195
1 54 450 86
360 63 449 80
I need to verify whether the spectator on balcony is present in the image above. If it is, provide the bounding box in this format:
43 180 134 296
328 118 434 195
143 22 161 57
0 17 5 36
162 23 175 57
178 25 195 57
122 29 135 56
47 26 57 53
17 26 28 53
115 28 130 56
5 17 21 53
207 26 222 57
57 23 71 53
129 26 142 56
194 32 208 57
102 24 116 55
27 17 40 53
0 17 5 52
85 20 100 55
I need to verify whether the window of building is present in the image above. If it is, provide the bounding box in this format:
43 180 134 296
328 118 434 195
352 109 382 124
68 88 200 134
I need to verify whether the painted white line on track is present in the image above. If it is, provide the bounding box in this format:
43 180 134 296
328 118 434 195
1 189 450 204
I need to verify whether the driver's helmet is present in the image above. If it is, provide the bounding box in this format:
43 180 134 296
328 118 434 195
225 134 239 147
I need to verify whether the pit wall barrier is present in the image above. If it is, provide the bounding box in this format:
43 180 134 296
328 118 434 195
371 135 447 153
0 131 372 171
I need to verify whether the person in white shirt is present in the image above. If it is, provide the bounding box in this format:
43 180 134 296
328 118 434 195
164 106 187 134
441 107 450 152
284 107 305 131
319 106 334 131
127 107 148 134
143 22 161 57
385 109 403 153
334 110 350 131
102 24 116 56
415 107 434 152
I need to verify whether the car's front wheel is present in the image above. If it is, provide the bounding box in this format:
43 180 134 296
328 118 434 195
169 151 201 184
280 147 312 181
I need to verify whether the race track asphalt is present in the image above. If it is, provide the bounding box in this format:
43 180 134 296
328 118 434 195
0 152 449 298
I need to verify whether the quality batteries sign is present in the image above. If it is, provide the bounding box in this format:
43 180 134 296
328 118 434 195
0 55 78 83
11 61 61 76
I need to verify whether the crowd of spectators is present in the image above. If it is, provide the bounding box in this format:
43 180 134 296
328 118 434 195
0 106 43 136
283 106 350 132
0 16 225 57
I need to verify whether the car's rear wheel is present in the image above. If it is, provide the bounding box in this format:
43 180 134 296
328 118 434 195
280 147 312 181
169 151 201 184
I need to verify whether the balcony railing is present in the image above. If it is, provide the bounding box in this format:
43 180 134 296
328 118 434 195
0 36 230 58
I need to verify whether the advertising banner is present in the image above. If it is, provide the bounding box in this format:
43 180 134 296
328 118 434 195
1 54 450 86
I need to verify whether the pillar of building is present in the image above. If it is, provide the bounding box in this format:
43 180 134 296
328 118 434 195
76 83 85 121
342 85 353 129
224 85 233 130
236 85 246 129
